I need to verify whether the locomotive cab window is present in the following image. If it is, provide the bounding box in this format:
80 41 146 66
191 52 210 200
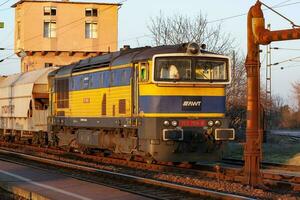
140 63 149 82
155 58 191 81
154 57 229 83
195 60 227 81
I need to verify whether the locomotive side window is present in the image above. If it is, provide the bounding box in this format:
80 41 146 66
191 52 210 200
140 63 148 82
120 69 127 85
99 72 104 87
110 71 115 86
56 78 69 108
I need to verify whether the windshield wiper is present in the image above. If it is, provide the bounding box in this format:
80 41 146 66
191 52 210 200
197 72 210 80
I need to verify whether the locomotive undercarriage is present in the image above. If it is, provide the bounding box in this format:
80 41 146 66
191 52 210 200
50 126 141 157
49 124 225 163
0 116 231 164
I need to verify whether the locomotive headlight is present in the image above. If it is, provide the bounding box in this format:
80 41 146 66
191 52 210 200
186 42 200 54
171 120 178 127
163 120 170 126
215 120 222 127
207 120 214 127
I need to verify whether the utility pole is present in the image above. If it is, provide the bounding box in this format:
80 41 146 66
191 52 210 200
266 24 272 130
232 50 236 106
244 1 300 186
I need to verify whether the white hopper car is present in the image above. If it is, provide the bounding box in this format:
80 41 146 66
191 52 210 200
0 68 56 143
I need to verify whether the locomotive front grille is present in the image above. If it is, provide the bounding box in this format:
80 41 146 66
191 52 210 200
214 128 235 140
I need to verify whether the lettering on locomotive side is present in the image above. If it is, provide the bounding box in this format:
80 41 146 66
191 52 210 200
1 105 15 114
83 98 90 103
182 97 202 111
182 101 201 107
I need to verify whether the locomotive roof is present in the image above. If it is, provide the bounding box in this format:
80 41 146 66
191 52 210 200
50 43 213 78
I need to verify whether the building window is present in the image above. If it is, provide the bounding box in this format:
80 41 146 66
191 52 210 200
85 8 97 17
85 22 97 38
44 6 56 16
45 63 53 68
44 21 56 38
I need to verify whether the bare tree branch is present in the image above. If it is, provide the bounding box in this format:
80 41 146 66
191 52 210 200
148 12 235 54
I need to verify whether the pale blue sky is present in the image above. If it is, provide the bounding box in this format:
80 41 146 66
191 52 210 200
0 0 300 105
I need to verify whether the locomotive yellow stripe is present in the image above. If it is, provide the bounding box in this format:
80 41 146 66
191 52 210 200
140 113 225 118
139 84 225 96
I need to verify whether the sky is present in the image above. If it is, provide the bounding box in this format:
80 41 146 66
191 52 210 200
0 0 300 106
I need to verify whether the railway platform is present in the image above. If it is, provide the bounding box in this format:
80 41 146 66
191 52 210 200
0 159 150 200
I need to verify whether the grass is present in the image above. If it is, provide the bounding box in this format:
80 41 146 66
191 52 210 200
223 134 300 165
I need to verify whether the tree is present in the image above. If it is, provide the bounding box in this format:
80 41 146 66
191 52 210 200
148 12 247 132
148 12 235 54
291 81 300 128
226 51 247 132
292 81 300 112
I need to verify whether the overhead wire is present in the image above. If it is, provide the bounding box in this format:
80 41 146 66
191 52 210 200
260 1 300 28
2 0 300 55
271 55 300 66
271 47 300 51
3 0 300 50
54 0 300 51
273 0 293 7
207 1 300 24
0 0 12 7
0 53 17 62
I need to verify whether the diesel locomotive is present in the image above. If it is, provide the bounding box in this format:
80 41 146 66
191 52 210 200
48 43 235 162
0 43 235 163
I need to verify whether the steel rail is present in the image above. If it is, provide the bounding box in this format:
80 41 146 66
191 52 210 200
0 148 255 200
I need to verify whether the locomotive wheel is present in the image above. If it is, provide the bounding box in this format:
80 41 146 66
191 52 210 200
125 154 133 161
144 154 155 164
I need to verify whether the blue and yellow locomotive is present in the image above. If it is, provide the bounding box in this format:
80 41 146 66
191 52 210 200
48 43 235 163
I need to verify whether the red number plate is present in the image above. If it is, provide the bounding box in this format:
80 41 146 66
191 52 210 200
179 120 206 127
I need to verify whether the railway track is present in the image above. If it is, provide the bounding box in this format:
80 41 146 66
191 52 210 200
0 142 299 199
0 148 254 200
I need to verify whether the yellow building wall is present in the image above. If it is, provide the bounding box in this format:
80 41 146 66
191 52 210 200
21 52 99 72
14 1 119 72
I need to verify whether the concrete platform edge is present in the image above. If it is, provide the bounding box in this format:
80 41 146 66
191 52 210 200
0 181 51 200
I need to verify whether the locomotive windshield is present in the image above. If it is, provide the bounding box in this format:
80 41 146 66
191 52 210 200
154 57 228 82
